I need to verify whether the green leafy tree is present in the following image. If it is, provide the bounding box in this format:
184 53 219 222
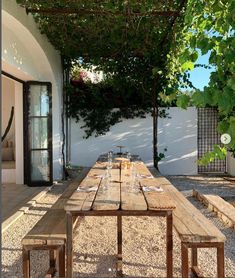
165 0 235 163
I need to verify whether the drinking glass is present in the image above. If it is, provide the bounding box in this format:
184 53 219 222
126 152 131 161
108 151 113 162
131 164 139 191
107 151 113 177
103 170 110 191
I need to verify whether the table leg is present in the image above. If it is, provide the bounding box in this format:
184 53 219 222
66 212 73 278
166 212 173 278
117 215 123 277
22 247 30 278
59 245 65 278
181 243 189 278
191 247 198 267
217 243 225 278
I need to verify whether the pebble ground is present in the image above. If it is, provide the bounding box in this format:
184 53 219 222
2 175 235 277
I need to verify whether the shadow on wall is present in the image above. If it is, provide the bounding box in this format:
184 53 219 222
70 107 198 175
158 108 197 175
70 116 153 167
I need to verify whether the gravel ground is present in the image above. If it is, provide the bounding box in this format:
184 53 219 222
2 175 235 278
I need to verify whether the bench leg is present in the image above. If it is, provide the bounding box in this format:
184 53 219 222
181 243 189 278
49 249 56 270
58 245 65 278
217 243 225 278
191 248 205 278
22 248 30 278
45 250 57 278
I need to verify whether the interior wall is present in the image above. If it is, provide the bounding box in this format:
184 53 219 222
1 76 15 145
70 107 198 175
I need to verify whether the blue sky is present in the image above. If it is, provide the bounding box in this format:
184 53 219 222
188 52 214 90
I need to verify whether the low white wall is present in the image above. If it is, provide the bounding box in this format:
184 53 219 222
70 107 198 175
158 107 197 175
227 152 235 176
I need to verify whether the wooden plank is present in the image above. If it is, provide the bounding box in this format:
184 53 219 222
59 245 65 278
117 215 122 277
194 191 235 228
45 266 56 278
66 212 73 278
217 244 225 278
22 248 30 278
87 164 106 177
191 266 204 278
134 162 153 177
120 168 147 211
22 210 67 245
150 180 226 243
166 213 173 278
92 169 120 211
191 247 198 267
64 177 101 212
181 243 189 278
49 249 56 269
61 168 90 198
140 179 175 211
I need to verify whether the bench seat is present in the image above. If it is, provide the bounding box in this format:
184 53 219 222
149 169 226 278
22 168 90 278
193 190 235 229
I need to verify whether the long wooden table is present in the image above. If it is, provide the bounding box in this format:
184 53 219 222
64 157 176 277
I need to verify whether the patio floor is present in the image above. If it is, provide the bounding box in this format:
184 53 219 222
1 183 48 230
1 175 235 277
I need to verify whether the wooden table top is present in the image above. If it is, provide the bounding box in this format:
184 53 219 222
64 156 175 213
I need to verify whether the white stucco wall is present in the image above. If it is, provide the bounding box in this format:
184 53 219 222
2 0 63 180
227 152 235 176
1 77 15 143
70 107 198 175
158 107 197 175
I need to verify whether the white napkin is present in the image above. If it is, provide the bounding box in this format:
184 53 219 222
142 186 163 192
88 174 104 178
138 174 153 179
77 186 98 192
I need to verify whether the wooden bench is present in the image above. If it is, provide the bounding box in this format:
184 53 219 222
22 168 90 278
148 168 226 278
193 189 235 230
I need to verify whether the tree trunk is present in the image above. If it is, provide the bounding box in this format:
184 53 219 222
153 77 159 170
61 57 71 179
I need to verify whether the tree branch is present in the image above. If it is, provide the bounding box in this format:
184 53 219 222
26 7 180 17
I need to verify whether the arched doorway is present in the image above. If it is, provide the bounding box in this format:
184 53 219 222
2 7 62 185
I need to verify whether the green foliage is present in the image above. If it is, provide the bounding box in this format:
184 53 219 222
16 0 185 138
66 75 170 138
198 145 227 166
176 94 191 109
165 0 235 161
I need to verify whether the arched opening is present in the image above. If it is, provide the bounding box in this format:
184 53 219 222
2 9 62 185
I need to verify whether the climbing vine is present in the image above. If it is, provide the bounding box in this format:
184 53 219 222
66 72 170 138
16 0 186 166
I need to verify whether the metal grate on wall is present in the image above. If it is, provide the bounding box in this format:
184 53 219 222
198 108 226 173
